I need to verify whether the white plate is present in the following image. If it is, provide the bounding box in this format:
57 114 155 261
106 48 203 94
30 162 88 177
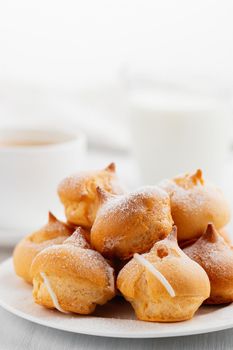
1 258 233 338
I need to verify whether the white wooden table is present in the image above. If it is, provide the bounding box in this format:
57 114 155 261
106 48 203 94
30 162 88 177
1 152 233 349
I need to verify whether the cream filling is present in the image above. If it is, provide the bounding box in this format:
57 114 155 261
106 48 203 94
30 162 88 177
40 272 69 314
134 253 175 298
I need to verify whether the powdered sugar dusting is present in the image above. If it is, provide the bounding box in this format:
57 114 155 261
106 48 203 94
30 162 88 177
58 170 97 194
159 173 229 219
160 178 205 210
184 235 233 278
58 165 123 201
36 243 114 287
97 186 169 220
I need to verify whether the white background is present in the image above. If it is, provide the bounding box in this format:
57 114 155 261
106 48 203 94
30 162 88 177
0 0 233 90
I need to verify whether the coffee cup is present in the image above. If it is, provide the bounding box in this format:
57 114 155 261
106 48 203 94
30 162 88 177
0 127 86 241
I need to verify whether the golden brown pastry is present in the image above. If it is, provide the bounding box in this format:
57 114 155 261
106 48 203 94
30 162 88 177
91 186 173 260
30 227 116 314
58 163 123 229
160 169 230 241
179 227 231 249
13 213 74 284
117 227 210 322
184 224 233 304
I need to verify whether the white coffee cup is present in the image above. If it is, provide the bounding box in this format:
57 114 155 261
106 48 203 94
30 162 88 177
130 90 231 185
0 127 86 238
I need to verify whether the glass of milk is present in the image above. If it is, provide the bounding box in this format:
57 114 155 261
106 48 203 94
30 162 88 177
130 89 231 184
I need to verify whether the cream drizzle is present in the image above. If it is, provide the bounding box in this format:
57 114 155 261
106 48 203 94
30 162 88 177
40 272 69 314
134 253 175 297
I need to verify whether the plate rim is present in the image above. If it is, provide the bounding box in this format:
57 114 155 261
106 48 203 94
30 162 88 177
1 258 233 338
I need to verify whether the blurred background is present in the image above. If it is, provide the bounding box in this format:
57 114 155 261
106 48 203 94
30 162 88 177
1 0 233 249
1 0 233 148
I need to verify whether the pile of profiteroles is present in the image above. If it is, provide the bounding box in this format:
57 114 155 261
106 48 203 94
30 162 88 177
13 163 233 322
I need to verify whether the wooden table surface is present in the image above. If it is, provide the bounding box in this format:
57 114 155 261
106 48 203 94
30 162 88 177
1 153 233 349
